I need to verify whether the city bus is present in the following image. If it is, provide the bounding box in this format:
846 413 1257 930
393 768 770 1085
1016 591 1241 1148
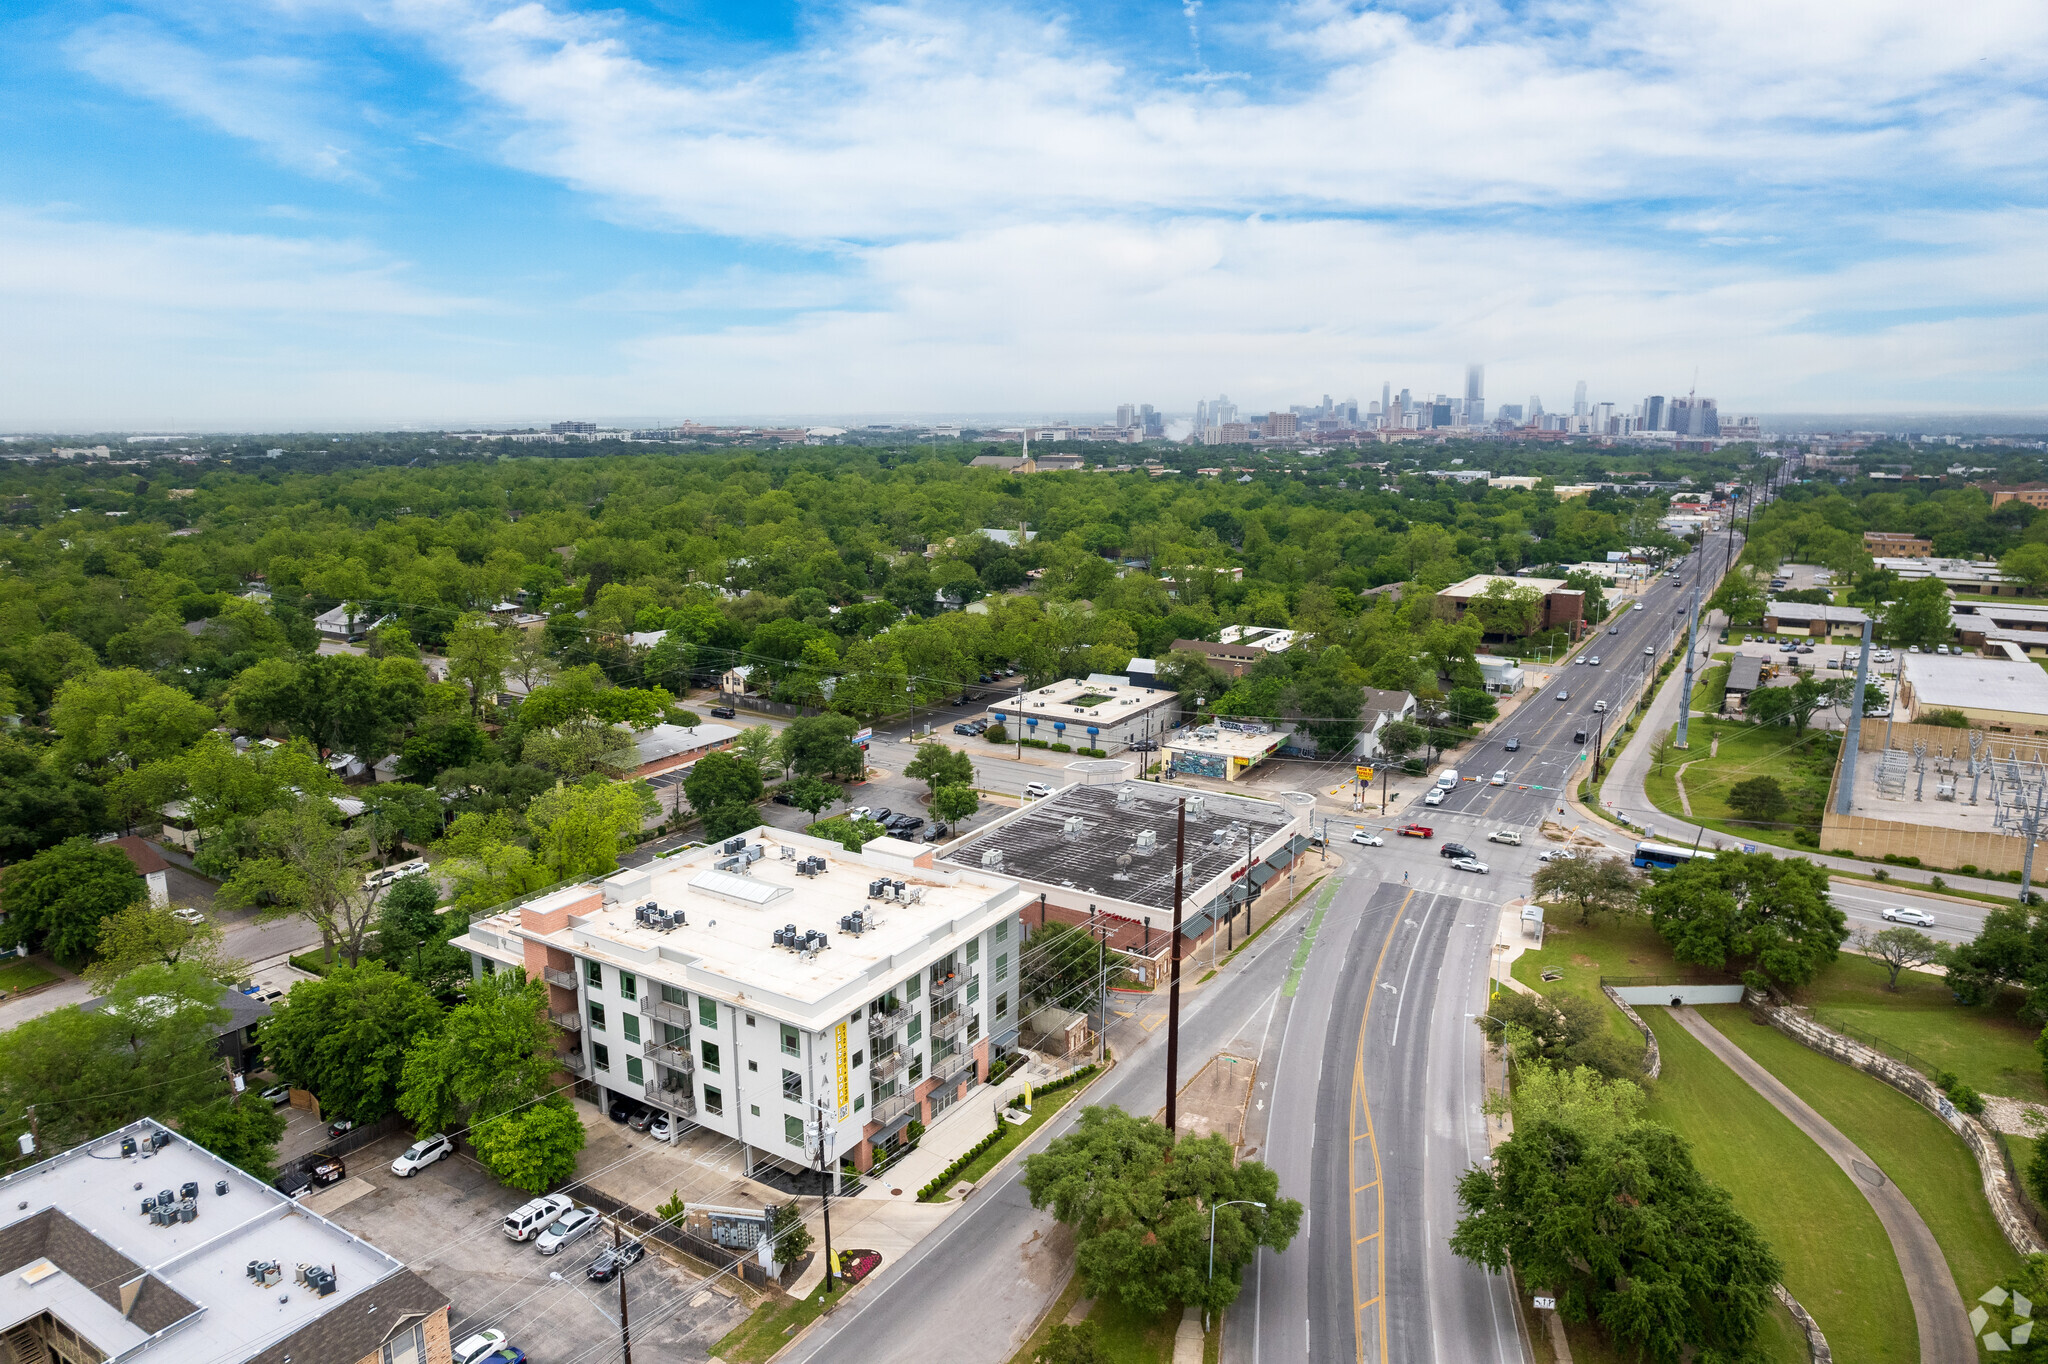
1633 840 1715 871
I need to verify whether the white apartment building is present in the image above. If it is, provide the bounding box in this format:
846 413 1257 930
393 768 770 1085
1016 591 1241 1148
451 828 1030 1185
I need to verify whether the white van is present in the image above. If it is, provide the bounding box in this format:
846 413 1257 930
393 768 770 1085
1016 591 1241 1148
1435 769 1459 790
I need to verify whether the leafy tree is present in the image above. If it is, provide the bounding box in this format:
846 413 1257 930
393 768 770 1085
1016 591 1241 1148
0 739 105 859
523 715 638 781
803 815 886 852
1023 1106 1301 1316
734 724 780 777
434 761 553 819
469 1099 587 1191
85 903 245 991
0 837 145 961
1707 568 1766 625
932 784 980 829
1477 988 1644 1080
1451 1120 1781 1362
1724 776 1789 824
778 713 864 780
1445 686 1498 727
1743 675 1840 735
1038 1322 1108 1364
445 613 514 716
1529 855 1644 925
684 749 765 814
1021 921 1107 1011
1467 579 1542 638
1501 1060 1645 1148
262 962 444 1121
49 668 216 776
765 1200 813 1269
180 1096 288 1181
398 714 493 783
526 779 659 881
783 776 839 817
380 874 466 993
905 742 974 795
399 969 559 1136
1880 576 1954 650
1853 926 1941 990
222 794 390 966
1379 719 1425 761
1640 849 1847 991
700 799 759 842
0 962 229 1151
1942 904 2048 1011
436 811 557 914
2002 544 2048 596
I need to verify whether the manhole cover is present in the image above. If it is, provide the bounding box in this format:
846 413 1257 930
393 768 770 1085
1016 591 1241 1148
1852 1159 1888 1187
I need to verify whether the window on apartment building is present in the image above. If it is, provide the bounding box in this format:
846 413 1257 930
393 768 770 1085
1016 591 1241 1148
622 1013 640 1045
664 1022 687 1046
968 1016 981 1044
993 918 1009 943
967 978 980 1006
874 1078 896 1102
626 1056 644 1084
661 984 686 1007
994 953 1008 980
381 1323 426 1364
588 1002 606 1032
704 1087 723 1116
910 1055 924 1082
699 997 718 1028
750 1104 760 1117
619 972 637 1002
907 1016 922 1043
702 1041 720 1073
592 1043 611 1072
852 1050 863 1068
782 1069 802 1101
967 939 979 965
995 993 1008 1020
781 1024 800 1057
785 1115 804 1147
748 1060 758 1072
904 972 921 1000
746 1013 757 1027
586 960 603 989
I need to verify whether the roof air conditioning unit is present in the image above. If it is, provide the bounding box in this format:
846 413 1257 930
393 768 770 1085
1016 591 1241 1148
779 844 796 860
1135 829 1157 851
980 849 1004 870
1187 796 1206 820
1062 815 1085 838
722 837 746 855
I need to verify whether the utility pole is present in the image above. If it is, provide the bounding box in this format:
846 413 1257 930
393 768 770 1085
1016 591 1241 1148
611 1222 633 1364
1592 712 1608 780
1165 799 1185 1137
1675 581 1703 749
1836 620 1873 817
810 1098 837 1295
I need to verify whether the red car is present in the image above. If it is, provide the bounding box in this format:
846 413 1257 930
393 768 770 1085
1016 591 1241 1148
1398 824 1435 839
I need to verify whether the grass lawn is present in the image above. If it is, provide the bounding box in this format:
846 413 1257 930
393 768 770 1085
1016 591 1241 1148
1510 917 1689 1049
0 960 60 994
1640 716 1838 853
711 1280 854 1364
1700 1003 2022 1300
1642 1009 1915 1364
1691 662 1730 713
930 1081 1090 1198
1792 952 2048 1103
1002 1273 1220 1364
1549 1300 1807 1364
2005 1134 2043 1222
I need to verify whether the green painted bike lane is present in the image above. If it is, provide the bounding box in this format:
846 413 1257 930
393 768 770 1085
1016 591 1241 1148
1283 875 1344 997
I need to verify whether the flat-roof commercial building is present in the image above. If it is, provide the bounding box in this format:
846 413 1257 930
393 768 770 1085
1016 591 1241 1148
1952 600 2048 656
1163 720 1292 782
629 722 740 779
0 1119 445 1364
1986 485 2048 510
1872 556 2022 596
1863 531 1935 558
1898 653 2048 732
451 829 1030 1182
1166 639 1263 679
1436 575 1586 635
987 676 1180 752
1761 601 1871 636
939 781 1306 986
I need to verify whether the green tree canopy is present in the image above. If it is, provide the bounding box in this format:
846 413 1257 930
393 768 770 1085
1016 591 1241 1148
1477 987 1645 1080
468 1099 586 1191
399 969 561 1137
0 837 145 961
1529 855 1645 925
932 784 980 828
1023 1106 1302 1316
1451 1119 1781 1363
684 749 764 814
1641 849 1847 991
1725 776 1789 824
778 713 865 780
262 962 444 1122
85 902 245 992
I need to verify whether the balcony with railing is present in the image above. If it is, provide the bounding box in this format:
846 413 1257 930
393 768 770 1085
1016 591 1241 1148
644 1065 697 1114
869 1045 904 1083
866 1005 902 1038
542 966 580 991
641 996 694 1028
555 1049 586 1074
872 1086 916 1127
549 1010 582 1032
644 1033 695 1067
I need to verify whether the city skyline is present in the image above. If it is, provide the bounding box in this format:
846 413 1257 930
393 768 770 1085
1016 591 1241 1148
3 0 2045 427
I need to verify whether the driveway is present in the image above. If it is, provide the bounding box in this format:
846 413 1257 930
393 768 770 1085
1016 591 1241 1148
318 1130 748 1364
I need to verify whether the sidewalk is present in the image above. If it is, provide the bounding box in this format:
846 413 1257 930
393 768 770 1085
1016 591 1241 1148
1587 612 2037 901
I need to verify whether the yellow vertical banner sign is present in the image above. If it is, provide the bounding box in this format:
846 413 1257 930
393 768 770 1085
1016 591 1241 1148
834 1021 850 1119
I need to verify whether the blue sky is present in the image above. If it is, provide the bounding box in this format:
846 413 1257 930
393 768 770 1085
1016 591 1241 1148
3 0 2045 429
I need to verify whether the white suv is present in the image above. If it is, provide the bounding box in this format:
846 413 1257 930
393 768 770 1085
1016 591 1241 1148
1025 782 1055 799
390 1134 452 1177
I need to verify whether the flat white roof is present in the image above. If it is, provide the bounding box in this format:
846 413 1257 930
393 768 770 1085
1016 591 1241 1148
1164 723 1291 759
466 830 1025 1023
1904 653 2048 717
990 677 1176 726
1439 573 1574 598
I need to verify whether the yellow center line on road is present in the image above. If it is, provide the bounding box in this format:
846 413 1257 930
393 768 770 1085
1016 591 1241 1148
1349 887 1410 1364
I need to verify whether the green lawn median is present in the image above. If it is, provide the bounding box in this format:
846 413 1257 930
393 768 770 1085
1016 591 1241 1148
1699 1002 2023 1300
1795 954 2047 1104
1642 1009 1915 1364
1640 716 1839 853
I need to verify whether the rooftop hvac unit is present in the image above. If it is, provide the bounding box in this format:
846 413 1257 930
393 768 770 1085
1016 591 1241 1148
715 855 746 874
120 1136 138 1158
773 924 800 949
215 1180 228 1197
151 1129 170 1152
904 886 924 905
779 844 796 860
868 878 889 899
1135 829 1157 852
1115 787 1134 807
722 837 746 855
797 857 822 878
802 929 830 954
181 1181 199 1200
979 849 1004 870
247 1260 282 1288
1062 815 1085 838
744 844 764 865
891 880 907 899
1187 796 1206 820
839 910 866 935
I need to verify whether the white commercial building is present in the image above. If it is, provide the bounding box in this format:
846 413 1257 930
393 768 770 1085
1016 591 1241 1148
451 828 1030 1184
987 675 1180 751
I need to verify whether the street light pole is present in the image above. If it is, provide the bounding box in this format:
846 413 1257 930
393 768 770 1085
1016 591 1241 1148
1205 1199 1268 1331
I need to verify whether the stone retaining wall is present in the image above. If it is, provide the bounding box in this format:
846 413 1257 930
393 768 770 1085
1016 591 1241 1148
1773 1284 1832 1363
1601 986 1662 1080
1747 991 2045 1256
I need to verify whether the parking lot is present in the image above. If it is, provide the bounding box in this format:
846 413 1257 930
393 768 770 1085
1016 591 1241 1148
315 1129 749 1364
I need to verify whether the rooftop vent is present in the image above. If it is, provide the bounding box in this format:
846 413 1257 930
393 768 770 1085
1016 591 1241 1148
1115 787 1135 808
1186 796 1206 820
979 849 1004 870
722 837 746 855
1134 829 1157 852
1062 815 1086 838
779 844 796 860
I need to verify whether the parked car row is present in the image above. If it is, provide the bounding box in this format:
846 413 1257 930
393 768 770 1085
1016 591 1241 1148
951 716 993 736
502 1192 648 1278
607 1097 674 1140
850 806 927 837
